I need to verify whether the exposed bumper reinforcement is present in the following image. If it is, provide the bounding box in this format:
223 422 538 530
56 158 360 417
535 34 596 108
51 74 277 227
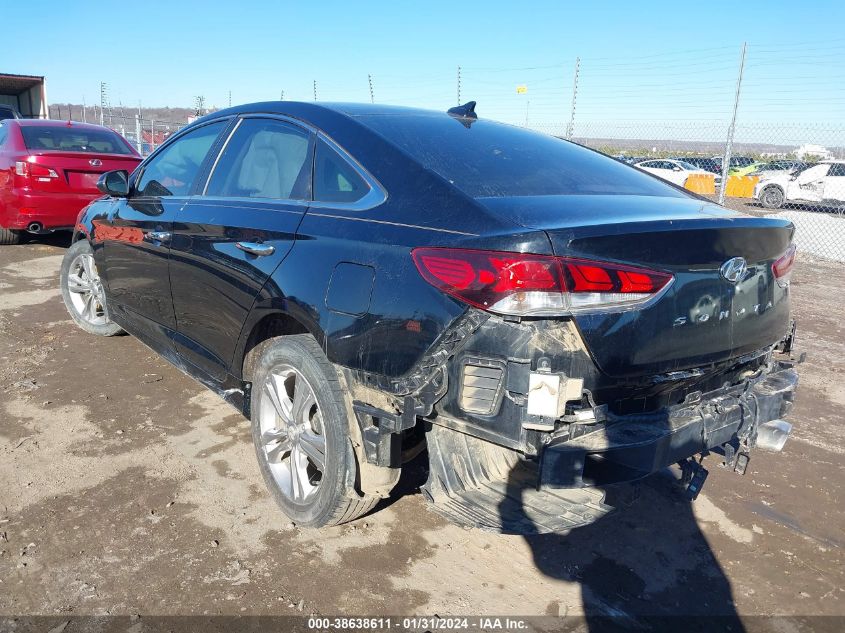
540 363 799 489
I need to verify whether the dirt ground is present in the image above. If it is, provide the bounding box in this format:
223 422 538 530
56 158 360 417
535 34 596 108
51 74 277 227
0 234 843 626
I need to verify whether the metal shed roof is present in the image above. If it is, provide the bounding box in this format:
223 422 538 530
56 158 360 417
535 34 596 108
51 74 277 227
0 73 45 95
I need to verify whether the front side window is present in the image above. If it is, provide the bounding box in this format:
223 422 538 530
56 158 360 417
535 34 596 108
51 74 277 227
205 118 312 200
313 138 370 203
135 121 226 197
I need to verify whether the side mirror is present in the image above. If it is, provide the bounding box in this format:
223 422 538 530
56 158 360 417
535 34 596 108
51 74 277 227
97 170 129 197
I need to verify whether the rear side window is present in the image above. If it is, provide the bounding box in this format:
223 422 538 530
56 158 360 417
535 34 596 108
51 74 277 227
206 118 312 200
314 138 369 203
361 115 685 199
136 121 226 197
829 164 845 177
20 126 134 155
0 124 7 147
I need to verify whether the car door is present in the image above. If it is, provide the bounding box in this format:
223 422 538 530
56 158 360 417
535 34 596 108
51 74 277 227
168 116 314 381
96 120 229 351
788 163 830 203
822 163 845 203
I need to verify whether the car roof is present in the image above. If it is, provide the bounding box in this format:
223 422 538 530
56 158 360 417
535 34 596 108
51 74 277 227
195 101 490 137
209 101 446 119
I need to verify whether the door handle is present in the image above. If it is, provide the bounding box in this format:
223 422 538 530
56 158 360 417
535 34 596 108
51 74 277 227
236 241 275 256
145 231 171 243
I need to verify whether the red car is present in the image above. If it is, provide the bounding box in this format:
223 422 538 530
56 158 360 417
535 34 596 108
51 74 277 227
0 119 141 244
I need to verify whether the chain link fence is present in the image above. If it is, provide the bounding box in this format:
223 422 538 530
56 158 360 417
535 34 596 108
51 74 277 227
47 105 190 157
98 113 190 156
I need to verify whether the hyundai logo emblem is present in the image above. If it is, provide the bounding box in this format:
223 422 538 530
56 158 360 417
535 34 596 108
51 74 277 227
89 159 102 167
720 257 748 283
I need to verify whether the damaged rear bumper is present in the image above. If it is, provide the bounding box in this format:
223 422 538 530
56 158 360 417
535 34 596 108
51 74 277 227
540 360 799 489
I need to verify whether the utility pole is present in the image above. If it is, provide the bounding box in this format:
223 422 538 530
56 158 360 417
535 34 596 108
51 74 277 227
280 90 285 101
719 42 747 205
368 74 375 104
313 80 318 101
565 57 580 140
82 96 87 123
228 90 232 107
99 82 107 126
457 65 462 105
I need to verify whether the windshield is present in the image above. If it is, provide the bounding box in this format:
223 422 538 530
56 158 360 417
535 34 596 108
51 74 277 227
361 114 687 198
20 126 134 155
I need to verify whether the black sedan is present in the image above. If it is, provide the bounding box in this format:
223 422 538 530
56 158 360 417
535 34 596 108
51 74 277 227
61 101 800 532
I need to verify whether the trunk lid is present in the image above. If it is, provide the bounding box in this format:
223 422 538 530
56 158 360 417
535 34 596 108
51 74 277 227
22 151 141 193
479 195 795 378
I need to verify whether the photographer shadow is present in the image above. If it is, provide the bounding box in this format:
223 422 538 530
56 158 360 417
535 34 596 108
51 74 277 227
500 463 745 632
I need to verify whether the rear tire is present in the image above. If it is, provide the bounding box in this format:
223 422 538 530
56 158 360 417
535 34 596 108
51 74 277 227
0 228 22 245
760 186 785 209
60 239 124 336
250 334 378 527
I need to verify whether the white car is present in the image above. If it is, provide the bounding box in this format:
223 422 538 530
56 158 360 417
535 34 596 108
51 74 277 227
755 160 845 209
634 159 720 188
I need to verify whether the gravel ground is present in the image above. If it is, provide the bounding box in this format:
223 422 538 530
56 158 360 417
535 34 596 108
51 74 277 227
0 234 843 627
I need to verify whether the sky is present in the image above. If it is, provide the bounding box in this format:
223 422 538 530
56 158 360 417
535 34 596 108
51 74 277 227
4 0 845 141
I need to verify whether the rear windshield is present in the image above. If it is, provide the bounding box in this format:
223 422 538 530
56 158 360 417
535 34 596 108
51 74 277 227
20 126 134 155
360 114 686 198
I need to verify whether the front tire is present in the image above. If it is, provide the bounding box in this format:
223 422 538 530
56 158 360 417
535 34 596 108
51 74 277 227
0 228 22 245
60 239 123 336
760 185 785 209
250 334 378 527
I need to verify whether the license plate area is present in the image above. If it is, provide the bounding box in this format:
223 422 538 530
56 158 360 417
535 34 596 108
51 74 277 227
67 171 102 191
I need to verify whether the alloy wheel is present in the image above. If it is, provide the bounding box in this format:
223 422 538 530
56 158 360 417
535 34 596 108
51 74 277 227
258 365 327 503
763 187 784 208
66 253 108 326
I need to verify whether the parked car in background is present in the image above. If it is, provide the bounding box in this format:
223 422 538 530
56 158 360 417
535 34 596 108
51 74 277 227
712 155 759 176
672 156 720 175
755 159 845 209
634 158 721 187
729 156 756 170
0 105 22 121
0 119 141 244
613 155 646 165
732 161 765 177
60 101 799 533
750 160 808 178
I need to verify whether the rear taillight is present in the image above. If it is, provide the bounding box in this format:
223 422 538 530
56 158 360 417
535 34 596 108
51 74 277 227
14 160 58 180
772 244 797 288
412 248 673 316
